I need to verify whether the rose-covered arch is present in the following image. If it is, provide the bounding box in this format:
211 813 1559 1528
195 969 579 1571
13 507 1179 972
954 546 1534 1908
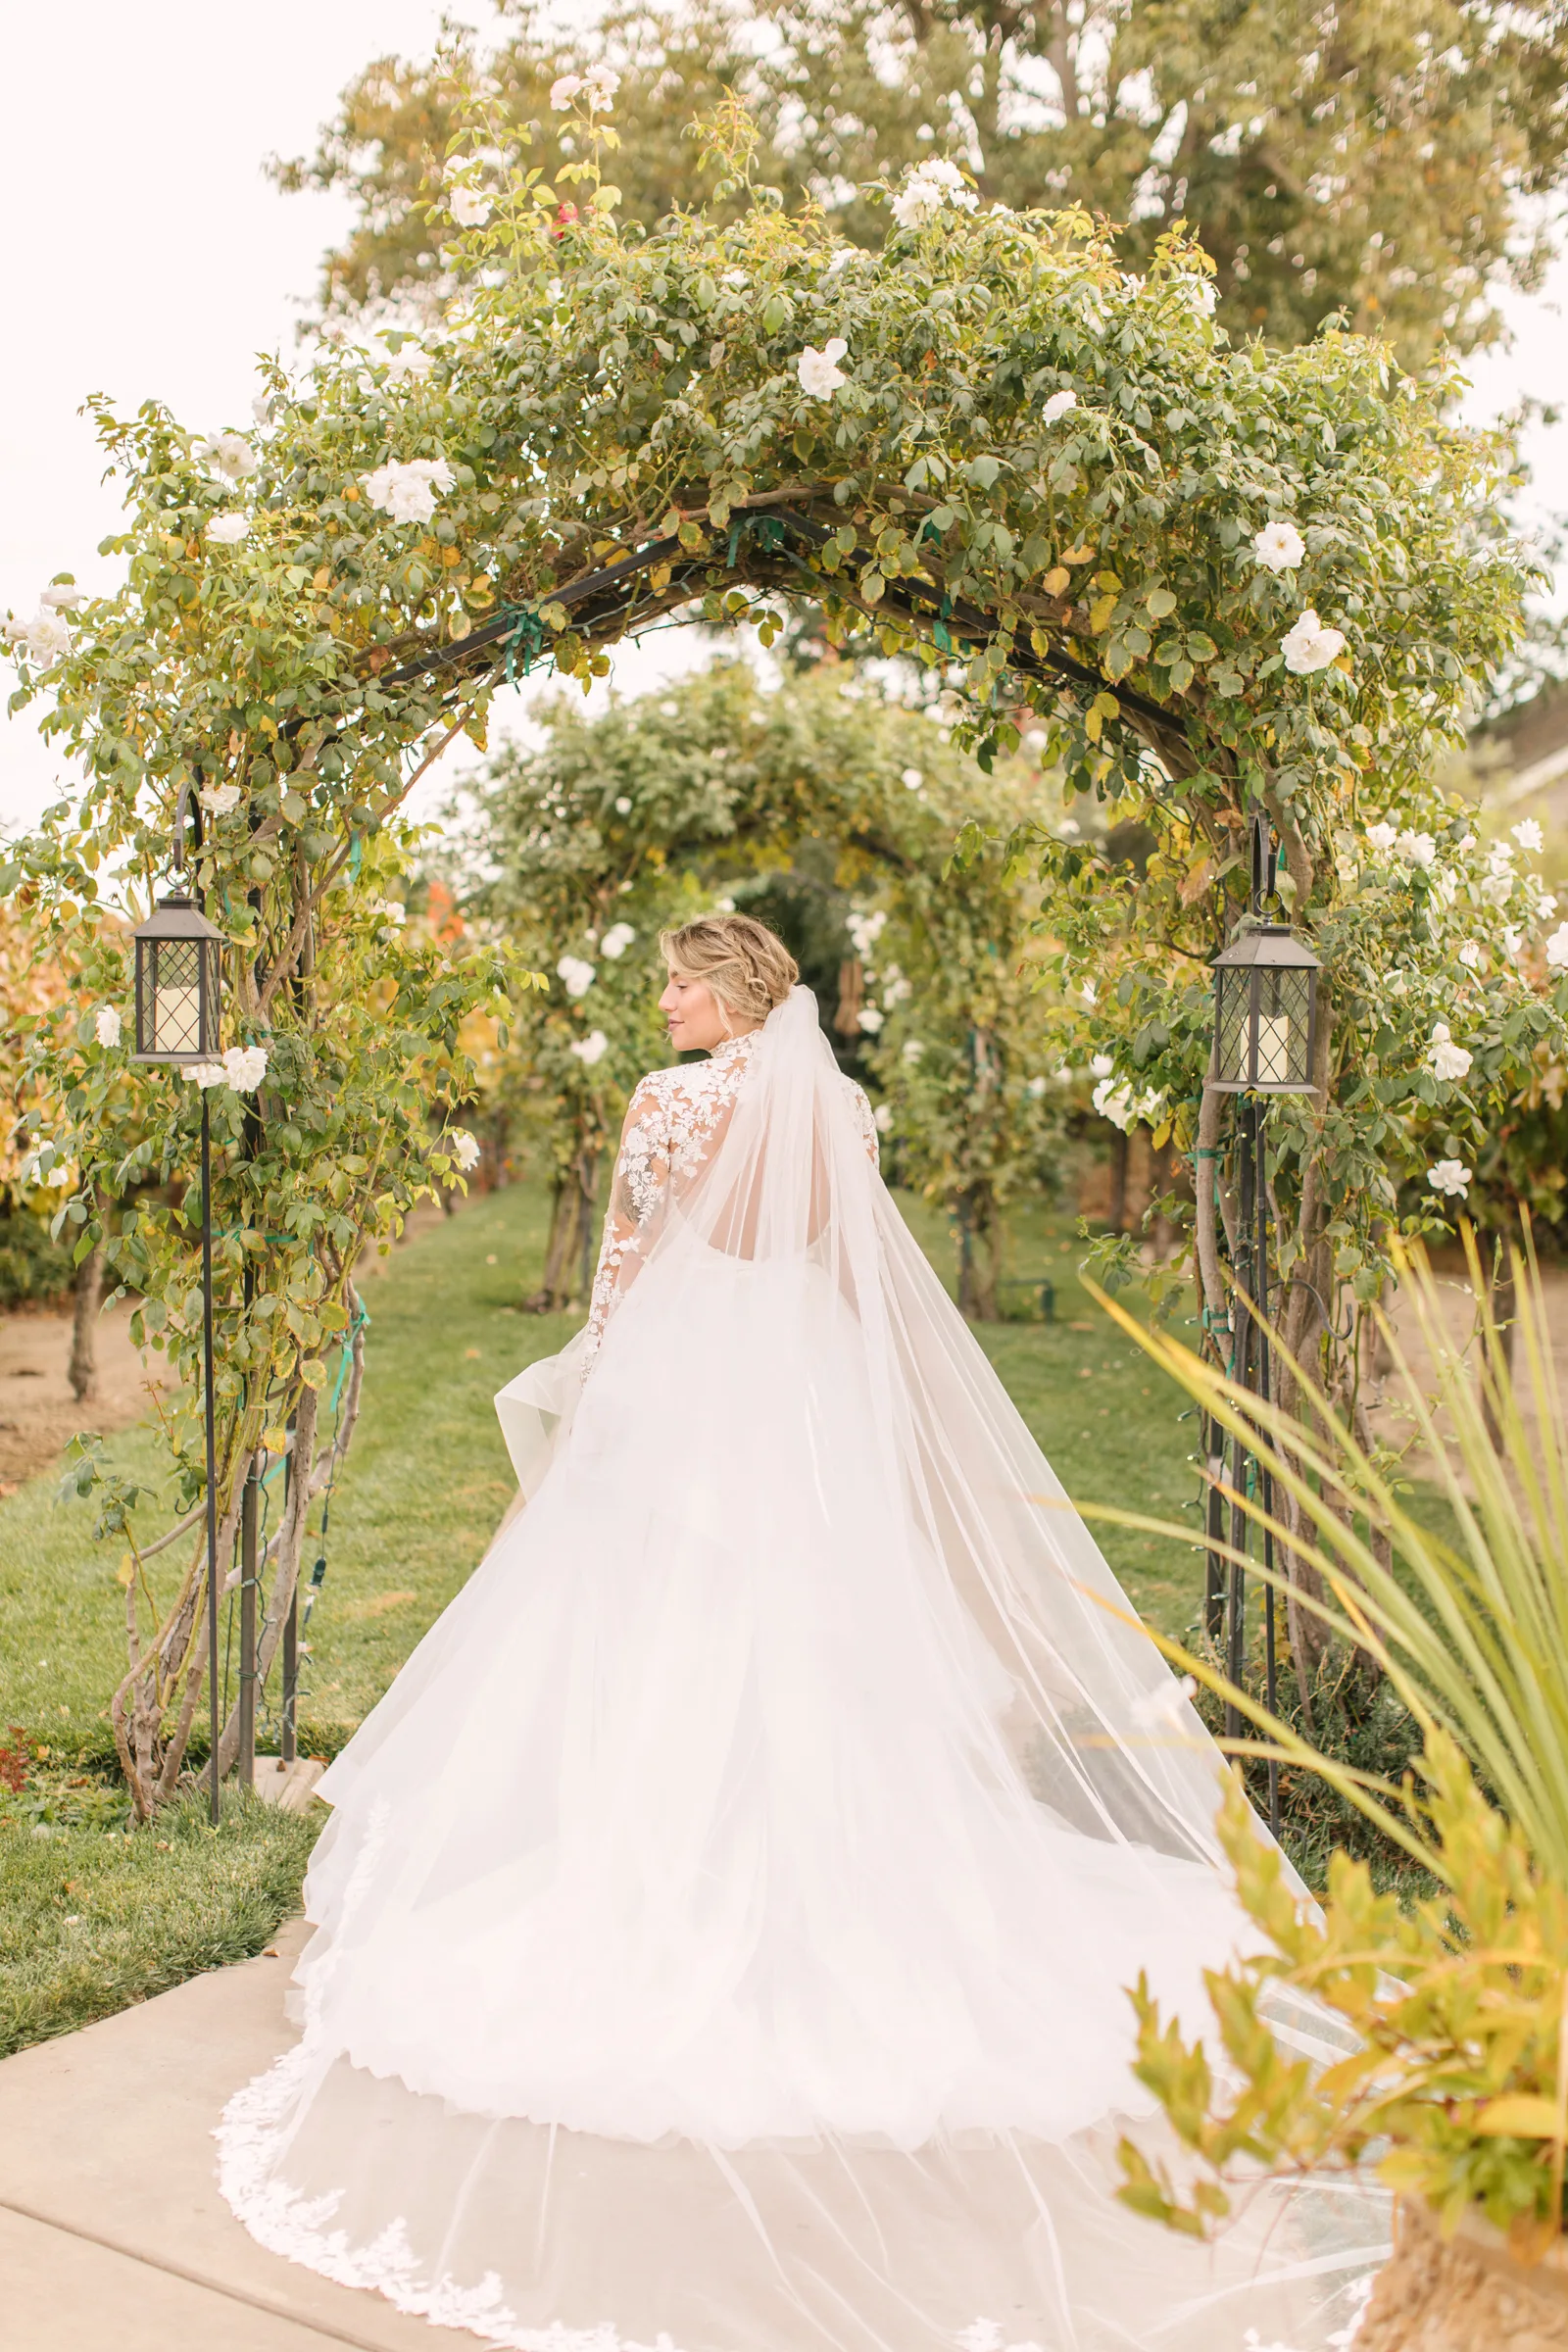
3 93 1553 1800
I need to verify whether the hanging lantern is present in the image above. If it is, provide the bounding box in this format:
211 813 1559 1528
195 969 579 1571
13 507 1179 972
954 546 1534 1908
131 894 223 1063
1209 922 1321 1095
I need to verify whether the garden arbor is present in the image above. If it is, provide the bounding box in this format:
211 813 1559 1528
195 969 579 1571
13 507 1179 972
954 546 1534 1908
4 109 1559 1798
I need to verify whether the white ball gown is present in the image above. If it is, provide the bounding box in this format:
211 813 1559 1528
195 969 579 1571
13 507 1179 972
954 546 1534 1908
218 988 1388 2350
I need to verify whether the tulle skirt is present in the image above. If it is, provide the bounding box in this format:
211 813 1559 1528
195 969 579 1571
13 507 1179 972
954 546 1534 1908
218 1245 1388 2349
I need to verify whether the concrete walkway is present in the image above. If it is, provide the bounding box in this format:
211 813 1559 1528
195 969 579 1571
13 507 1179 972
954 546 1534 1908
0 1920 435 2352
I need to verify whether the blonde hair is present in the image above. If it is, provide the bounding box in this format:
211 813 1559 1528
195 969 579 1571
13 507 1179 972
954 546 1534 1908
660 913 799 1029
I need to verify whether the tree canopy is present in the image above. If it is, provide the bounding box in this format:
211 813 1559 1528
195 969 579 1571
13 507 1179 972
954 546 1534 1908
279 0 1568 367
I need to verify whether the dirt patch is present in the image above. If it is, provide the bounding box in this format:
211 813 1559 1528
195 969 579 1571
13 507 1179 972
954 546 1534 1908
0 1302 170 1493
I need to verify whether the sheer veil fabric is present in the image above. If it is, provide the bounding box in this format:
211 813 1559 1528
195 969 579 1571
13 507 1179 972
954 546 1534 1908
218 988 1388 2350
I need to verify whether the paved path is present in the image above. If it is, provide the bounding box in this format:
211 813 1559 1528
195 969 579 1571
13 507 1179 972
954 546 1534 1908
0 1918 435 2352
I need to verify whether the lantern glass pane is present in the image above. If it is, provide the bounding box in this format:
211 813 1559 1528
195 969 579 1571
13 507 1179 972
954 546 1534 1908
152 940 203 1055
1216 968 1250 1085
1256 966 1311 1087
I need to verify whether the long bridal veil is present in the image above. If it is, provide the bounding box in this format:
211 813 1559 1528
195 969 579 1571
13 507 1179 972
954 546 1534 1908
220 987 1388 2351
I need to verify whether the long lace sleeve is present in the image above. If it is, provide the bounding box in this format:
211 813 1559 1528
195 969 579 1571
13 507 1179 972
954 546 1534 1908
583 1077 670 1366
845 1079 881 1170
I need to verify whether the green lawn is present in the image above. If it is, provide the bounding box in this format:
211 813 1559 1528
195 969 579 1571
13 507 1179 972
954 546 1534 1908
0 1182 1211 2054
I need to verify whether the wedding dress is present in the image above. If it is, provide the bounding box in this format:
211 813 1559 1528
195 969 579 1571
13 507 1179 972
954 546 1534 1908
219 988 1388 2351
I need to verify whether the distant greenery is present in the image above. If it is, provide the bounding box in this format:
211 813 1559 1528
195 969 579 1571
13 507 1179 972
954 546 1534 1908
0 1207 74 1309
281 0 1568 368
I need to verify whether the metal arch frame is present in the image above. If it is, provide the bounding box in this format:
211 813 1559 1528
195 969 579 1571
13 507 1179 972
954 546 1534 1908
366 502 1192 771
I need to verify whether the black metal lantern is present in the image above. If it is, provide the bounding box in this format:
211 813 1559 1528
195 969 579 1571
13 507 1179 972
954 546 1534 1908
131 893 223 1063
1209 922 1321 1096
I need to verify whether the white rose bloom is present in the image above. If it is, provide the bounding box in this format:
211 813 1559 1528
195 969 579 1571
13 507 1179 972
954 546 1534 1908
570 1029 610 1065
383 342 433 382
1503 925 1525 960
94 1005 122 1048
550 74 583 108
1364 822 1398 853
199 433 258 480
583 64 619 108
1546 922 1568 971
901 766 923 790
1396 829 1437 870
556 955 596 999
449 184 492 227
874 1102 895 1134
1280 608 1347 675
613 796 633 813
857 1005 885 1033
1176 272 1218 317
902 1038 925 1064
796 338 850 398
5 609 73 661
39 584 84 611
182 1061 229 1090
1482 868 1516 908
1041 389 1078 423
207 514 250 545
826 247 858 273
891 178 942 229
1456 831 1477 851
600 922 636 959
1089 1054 1114 1079
222 1045 269 1093
1512 818 1544 853
1457 941 1482 970
363 456 456 524
1251 519 1305 572
198 782 242 815
1428 1023 1473 1081
1092 1076 1135 1130
1427 1158 1472 1200
449 1129 482 1172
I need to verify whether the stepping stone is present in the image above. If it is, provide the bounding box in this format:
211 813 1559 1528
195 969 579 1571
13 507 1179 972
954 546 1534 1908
250 1757 325 1814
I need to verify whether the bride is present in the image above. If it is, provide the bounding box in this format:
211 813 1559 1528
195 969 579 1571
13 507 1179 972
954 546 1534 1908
219 913 1386 2350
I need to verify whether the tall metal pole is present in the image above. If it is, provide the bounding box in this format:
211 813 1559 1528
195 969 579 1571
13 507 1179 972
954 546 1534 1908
201 1093 220 1827
1225 1095 1255 1744
280 1408 298 1767
238 1454 258 1790
1253 1102 1282 1839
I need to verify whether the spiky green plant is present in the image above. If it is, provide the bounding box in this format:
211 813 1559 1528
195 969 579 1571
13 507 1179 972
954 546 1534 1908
1083 1232 1568 2245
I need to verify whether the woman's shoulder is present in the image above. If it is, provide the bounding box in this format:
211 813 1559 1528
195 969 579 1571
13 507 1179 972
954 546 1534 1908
838 1073 880 1157
626 1063 680 1116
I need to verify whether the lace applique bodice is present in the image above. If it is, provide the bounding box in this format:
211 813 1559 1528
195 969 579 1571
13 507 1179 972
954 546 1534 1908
583 1031 878 1366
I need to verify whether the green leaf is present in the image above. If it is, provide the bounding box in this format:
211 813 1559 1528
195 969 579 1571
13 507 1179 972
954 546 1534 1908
967 455 1002 490
1146 587 1177 619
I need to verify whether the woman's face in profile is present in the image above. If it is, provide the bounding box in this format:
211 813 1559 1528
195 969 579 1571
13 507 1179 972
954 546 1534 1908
658 967 749 1054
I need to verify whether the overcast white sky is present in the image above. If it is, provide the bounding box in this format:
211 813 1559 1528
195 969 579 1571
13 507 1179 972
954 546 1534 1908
3 2 1564 841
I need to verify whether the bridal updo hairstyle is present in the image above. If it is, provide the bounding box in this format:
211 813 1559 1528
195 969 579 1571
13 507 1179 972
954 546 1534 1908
661 914 799 1029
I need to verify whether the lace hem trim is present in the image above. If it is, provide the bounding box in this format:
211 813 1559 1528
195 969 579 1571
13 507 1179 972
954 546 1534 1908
215 2048 1052 2352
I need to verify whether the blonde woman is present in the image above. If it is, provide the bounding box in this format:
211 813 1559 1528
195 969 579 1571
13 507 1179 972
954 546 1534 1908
221 914 1386 2352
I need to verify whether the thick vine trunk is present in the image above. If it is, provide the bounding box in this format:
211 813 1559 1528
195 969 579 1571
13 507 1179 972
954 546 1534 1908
1482 1234 1518 1455
68 1241 104 1402
526 1143 601 1312
1357 2198 1568 2350
956 1188 1004 1320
